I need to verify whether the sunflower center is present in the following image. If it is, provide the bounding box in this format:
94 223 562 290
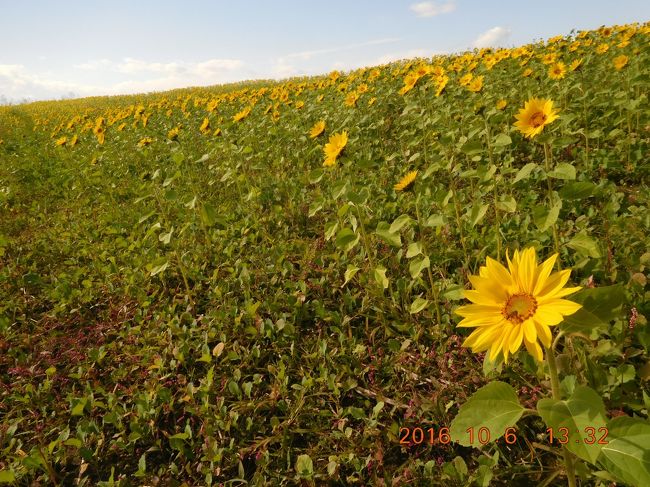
530 111 547 128
502 293 537 324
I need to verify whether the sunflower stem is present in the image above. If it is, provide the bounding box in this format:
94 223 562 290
484 114 502 261
543 142 561 268
354 204 375 269
546 343 577 487
415 194 442 327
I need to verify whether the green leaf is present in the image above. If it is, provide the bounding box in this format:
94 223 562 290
410 297 430 314
496 195 517 213
493 134 512 147
513 163 537 183
559 182 596 200
335 227 359 252
533 202 561 232
309 168 324 184
537 386 608 464
200 204 217 227
389 214 412 233
567 230 601 258
295 454 314 478
150 261 169 277
450 381 524 446
71 398 87 416
561 285 626 332
0 471 16 483
597 416 650 487
342 265 360 287
548 162 576 180
406 242 423 258
424 214 446 228
324 221 338 241
375 222 401 248
373 267 389 289
461 139 484 155
469 202 489 227
409 255 430 279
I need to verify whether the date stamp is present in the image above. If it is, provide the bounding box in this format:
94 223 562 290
398 426 609 446
399 426 519 446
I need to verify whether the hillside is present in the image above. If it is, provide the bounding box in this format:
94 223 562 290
0 22 649 486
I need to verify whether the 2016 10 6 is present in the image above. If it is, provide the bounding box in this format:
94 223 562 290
399 426 519 446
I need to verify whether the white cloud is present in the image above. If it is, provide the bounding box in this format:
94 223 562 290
409 2 456 18
472 26 512 48
282 38 400 62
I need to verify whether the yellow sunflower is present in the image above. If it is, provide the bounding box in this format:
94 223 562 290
309 120 326 138
548 62 566 80
496 99 508 110
233 107 251 122
138 137 153 147
394 170 417 191
200 117 211 134
323 131 348 167
456 247 582 363
467 76 484 93
613 55 628 70
514 98 560 138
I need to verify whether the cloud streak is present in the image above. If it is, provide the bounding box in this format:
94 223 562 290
472 26 512 48
409 2 456 18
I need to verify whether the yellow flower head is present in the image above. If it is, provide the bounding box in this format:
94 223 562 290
548 62 566 80
55 136 67 147
595 43 610 54
233 107 251 122
200 117 211 134
613 55 628 70
496 99 508 110
394 170 417 191
514 98 560 138
569 59 583 71
167 126 180 140
309 120 326 138
345 91 359 107
323 131 348 167
522 68 533 78
456 247 582 363
467 75 484 93
138 137 153 147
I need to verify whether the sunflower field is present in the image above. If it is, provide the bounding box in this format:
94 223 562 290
0 22 649 486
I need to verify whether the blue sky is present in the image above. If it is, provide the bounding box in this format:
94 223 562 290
1 0 648 102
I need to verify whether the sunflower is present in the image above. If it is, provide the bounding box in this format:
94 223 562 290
496 99 508 110
514 98 559 138
613 55 628 70
345 91 359 107
467 75 484 93
323 131 348 167
522 68 533 78
200 117 211 134
309 120 326 138
138 137 153 147
394 170 417 191
569 59 583 71
233 107 251 122
456 247 582 363
55 136 67 147
548 62 566 80
167 126 180 141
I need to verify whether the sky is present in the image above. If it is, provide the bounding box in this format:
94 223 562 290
1 0 648 103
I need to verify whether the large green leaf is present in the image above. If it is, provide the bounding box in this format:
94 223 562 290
513 163 538 183
450 381 524 447
597 416 650 487
537 386 608 465
335 227 359 252
375 221 402 248
548 162 577 180
566 230 601 258
533 202 561 232
409 255 430 279
560 284 626 334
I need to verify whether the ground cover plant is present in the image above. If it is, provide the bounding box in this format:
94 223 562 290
0 22 649 486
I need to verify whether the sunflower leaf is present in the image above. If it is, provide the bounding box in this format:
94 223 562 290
597 416 650 487
375 222 402 248
450 381 524 447
537 386 608 465
513 163 538 183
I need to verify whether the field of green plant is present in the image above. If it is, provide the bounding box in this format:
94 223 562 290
0 22 649 486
